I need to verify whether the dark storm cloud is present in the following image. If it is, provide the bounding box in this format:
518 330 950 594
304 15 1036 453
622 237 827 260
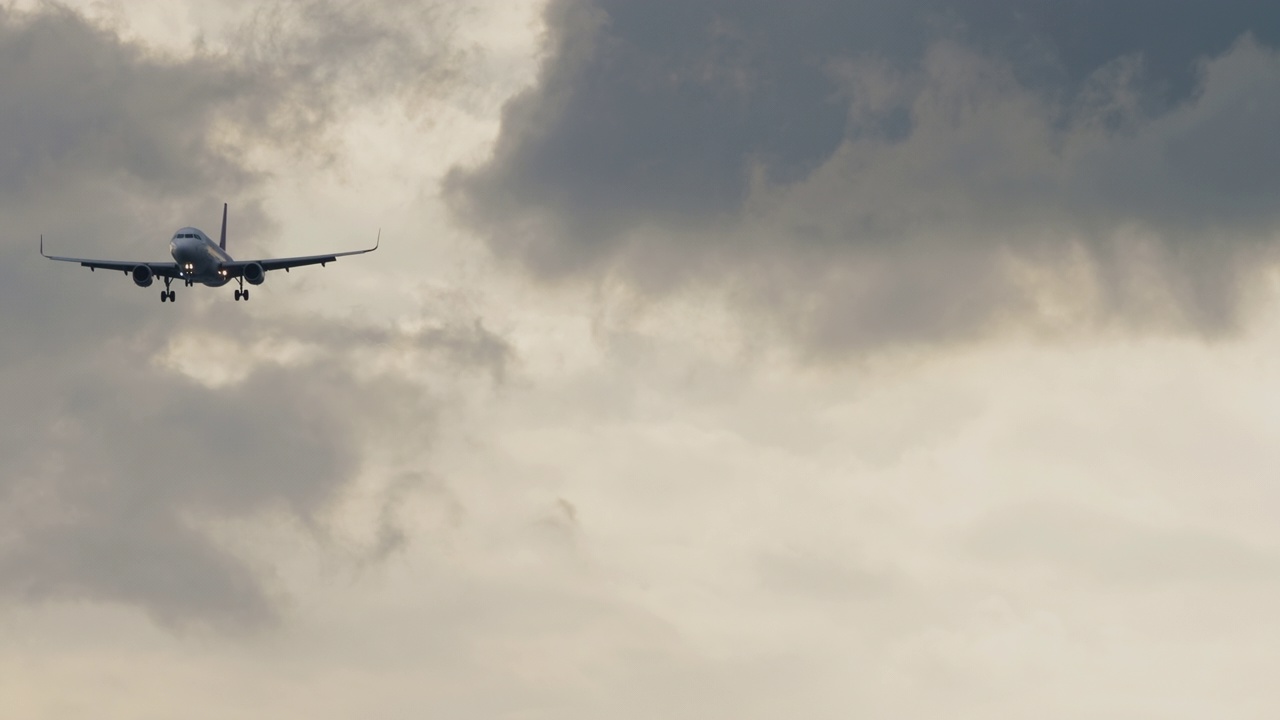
448 0 1280 353
0 4 494 628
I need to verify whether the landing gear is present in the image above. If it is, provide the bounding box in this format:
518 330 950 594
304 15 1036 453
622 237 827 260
234 276 249 301
161 278 175 303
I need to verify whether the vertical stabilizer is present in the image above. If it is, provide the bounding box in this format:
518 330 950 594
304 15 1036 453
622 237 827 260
219 203 228 250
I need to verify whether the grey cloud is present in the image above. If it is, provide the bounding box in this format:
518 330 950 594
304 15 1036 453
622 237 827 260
0 288 509 628
0 1 460 202
0 4 486 628
237 0 463 155
448 0 1280 354
0 6 246 196
0 512 279 629
0 311 448 629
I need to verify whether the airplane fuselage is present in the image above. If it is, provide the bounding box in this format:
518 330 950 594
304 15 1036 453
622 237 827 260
170 227 232 286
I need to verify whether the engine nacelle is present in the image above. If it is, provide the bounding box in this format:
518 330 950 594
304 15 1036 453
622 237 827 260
243 262 265 285
131 265 154 287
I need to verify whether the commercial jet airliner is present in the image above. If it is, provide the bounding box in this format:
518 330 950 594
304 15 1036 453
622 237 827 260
40 204 378 302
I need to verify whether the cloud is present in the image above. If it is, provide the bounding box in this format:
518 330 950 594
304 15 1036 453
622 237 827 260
969 502 1280 586
447 0 1280 355
0 294 512 629
0 3 496 629
0 1 461 200
234 0 464 155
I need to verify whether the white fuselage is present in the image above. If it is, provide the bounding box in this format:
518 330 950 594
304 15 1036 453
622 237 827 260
170 227 232 286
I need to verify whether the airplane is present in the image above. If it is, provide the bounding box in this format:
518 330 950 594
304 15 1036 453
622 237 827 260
40 203 378 302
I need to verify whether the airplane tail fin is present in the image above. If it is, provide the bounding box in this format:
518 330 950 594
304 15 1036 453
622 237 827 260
219 203 228 250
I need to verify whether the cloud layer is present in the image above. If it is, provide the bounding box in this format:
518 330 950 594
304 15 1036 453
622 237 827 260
0 3 500 628
8 3 1280 716
448 0 1280 354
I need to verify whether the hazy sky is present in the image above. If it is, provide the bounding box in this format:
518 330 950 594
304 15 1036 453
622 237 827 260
4 1 1280 718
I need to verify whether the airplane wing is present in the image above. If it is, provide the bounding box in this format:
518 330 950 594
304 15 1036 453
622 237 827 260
220 231 379 277
40 236 181 277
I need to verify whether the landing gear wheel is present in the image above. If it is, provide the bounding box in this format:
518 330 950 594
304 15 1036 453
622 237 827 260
161 290 168 303
167 290 176 302
233 275 250 302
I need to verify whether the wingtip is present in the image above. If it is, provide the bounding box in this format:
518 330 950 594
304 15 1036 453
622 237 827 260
39 233 44 256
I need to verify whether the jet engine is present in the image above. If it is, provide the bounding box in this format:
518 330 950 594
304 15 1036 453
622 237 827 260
243 262 265 285
131 265 154 287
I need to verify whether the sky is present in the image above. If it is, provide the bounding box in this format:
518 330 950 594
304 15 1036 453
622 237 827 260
3 1 1280 717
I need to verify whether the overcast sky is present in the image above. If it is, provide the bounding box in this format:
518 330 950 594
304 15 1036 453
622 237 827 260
4 1 1280 718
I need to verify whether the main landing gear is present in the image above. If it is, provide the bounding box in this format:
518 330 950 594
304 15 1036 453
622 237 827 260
234 276 250 302
160 277 176 303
